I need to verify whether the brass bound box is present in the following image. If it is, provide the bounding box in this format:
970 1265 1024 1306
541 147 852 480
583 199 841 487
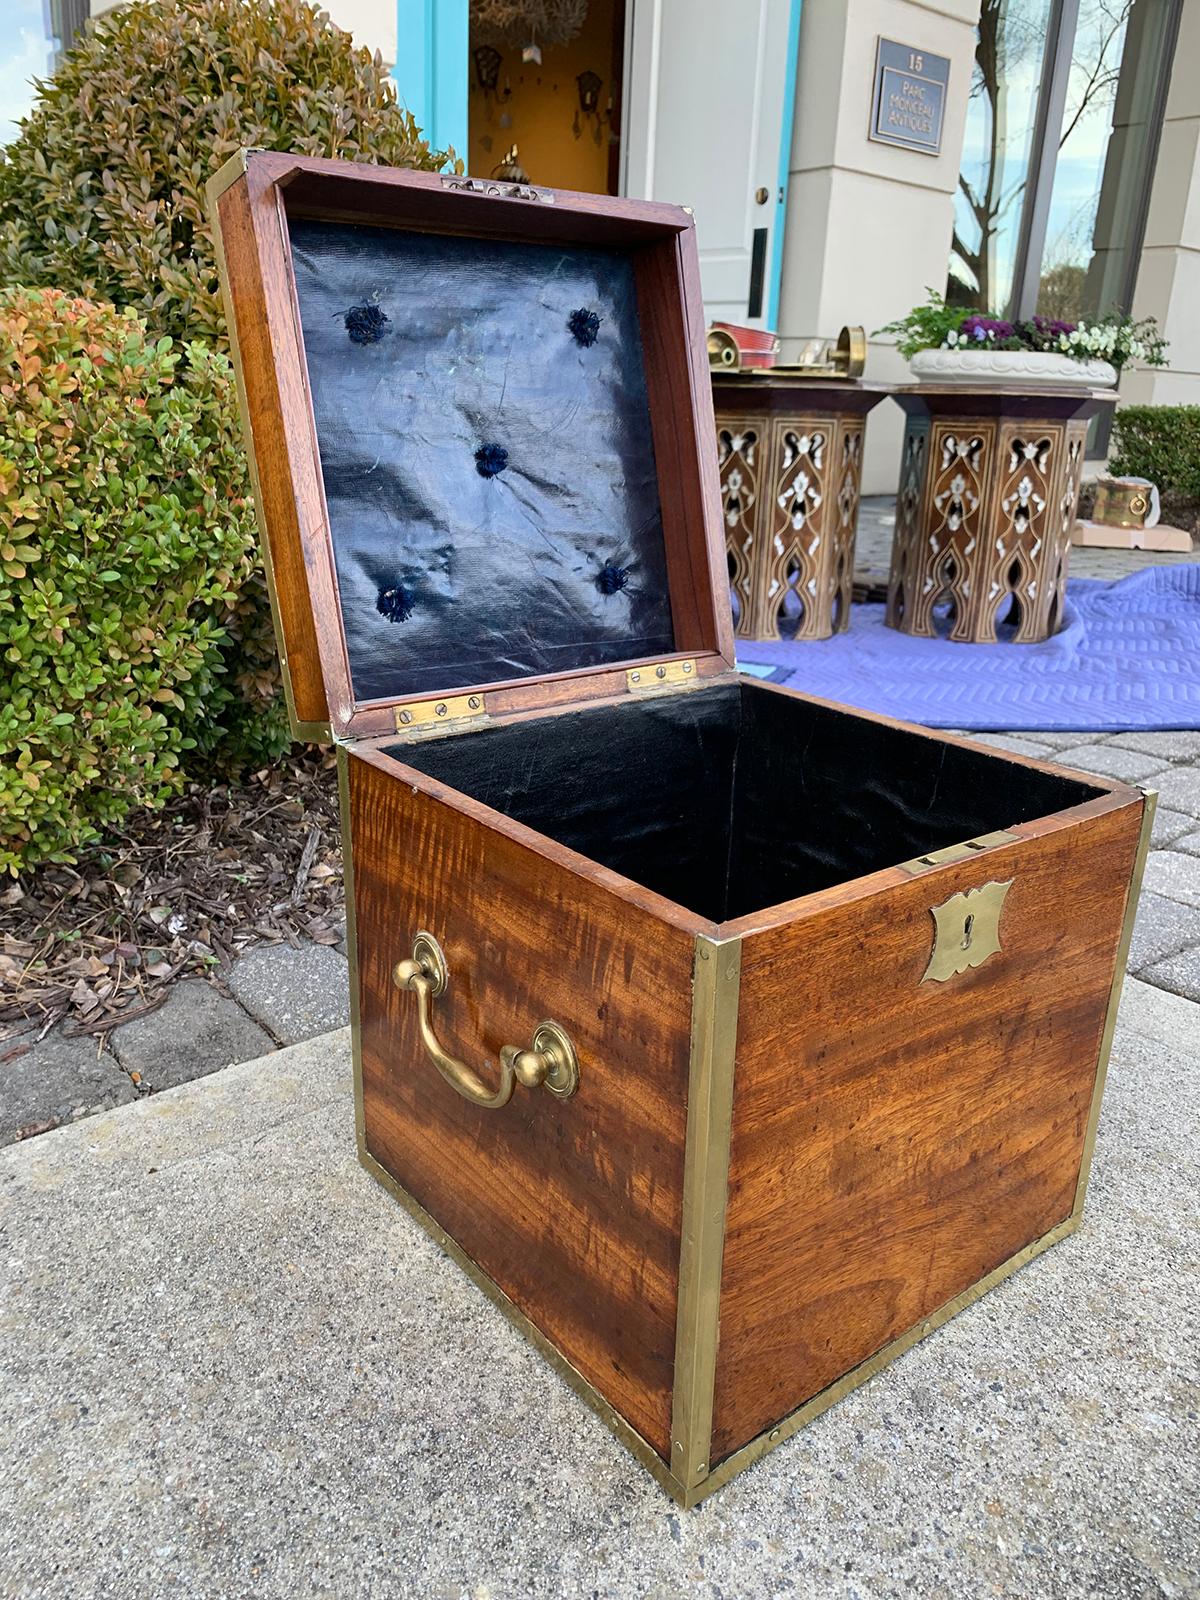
210 151 1152 1506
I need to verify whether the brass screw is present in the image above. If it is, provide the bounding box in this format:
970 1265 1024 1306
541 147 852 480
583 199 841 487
468 696 481 710
435 703 448 717
769 1428 780 1442
655 665 667 679
630 671 641 684
683 662 693 674
399 710 413 725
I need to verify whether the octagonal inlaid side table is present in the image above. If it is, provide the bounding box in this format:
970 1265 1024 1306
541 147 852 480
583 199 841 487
886 385 1117 644
712 376 888 641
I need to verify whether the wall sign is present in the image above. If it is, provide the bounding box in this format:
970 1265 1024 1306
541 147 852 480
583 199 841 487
869 38 950 155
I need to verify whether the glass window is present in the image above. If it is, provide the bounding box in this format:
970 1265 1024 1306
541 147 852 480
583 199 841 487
1037 0 1179 320
948 0 1055 314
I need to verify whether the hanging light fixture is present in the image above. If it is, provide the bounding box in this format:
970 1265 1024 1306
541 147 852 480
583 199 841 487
471 0 589 49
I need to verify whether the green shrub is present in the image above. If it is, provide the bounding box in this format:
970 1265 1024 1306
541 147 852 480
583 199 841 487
0 0 446 348
0 286 258 874
0 0 446 769
1109 405 1200 503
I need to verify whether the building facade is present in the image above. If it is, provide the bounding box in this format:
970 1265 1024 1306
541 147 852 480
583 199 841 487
3 0 1196 493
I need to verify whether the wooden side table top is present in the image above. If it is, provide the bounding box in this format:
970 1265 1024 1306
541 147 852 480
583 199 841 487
711 375 891 417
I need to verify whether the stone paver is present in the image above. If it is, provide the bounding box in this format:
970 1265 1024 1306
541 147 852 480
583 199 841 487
1054 743 1170 784
967 732 1055 758
1 984 1196 1600
1171 830 1200 857
1107 729 1200 760
0 1028 134 1146
110 979 275 1091
1017 730 1117 750
1151 764 1200 818
1127 889 1200 974
226 940 350 1044
1140 946 1200 1003
1142 848 1200 911
1150 806 1197 848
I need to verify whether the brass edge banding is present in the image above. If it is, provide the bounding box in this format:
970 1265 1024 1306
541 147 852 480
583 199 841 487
207 170 320 745
695 1214 1078 1504
338 749 366 1146
356 1102 1078 1510
670 934 741 1493
1071 787 1157 1220
346 756 690 1502
204 147 249 209
355 1144 689 1505
349 880 1084 1508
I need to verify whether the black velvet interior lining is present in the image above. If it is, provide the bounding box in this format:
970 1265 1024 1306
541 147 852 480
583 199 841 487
386 682 1103 922
288 218 675 704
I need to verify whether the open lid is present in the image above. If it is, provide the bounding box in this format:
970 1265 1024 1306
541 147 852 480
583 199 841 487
208 151 733 741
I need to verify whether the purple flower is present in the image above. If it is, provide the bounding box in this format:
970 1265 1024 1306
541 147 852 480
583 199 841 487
959 314 1014 343
1048 319 1076 336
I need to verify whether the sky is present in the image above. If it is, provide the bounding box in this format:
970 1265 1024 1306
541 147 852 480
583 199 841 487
0 0 55 143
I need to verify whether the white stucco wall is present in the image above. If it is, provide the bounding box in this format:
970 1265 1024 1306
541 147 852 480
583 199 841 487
776 0 982 494
88 0 397 67
1122 0 1200 411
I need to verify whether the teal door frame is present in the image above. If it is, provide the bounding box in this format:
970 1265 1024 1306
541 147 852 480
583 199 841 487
395 0 468 164
394 0 800 325
767 0 802 330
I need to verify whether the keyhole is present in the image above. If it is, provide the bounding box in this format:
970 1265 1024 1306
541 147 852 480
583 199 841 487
961 914 975 951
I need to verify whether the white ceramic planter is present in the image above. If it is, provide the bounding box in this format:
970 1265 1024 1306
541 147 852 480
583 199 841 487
908 348 1118 390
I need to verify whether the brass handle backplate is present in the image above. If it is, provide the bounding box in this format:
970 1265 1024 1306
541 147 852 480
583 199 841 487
393 931 579 1109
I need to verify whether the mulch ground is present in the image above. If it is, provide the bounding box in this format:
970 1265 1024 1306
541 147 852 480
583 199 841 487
0 751 344 1045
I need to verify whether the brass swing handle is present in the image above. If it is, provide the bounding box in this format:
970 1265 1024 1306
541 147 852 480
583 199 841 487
393 931 579 1109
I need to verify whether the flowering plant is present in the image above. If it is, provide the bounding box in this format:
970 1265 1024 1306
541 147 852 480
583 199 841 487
878 291 1167 372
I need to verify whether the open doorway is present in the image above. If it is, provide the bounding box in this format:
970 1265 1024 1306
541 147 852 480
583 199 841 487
467 0 627 195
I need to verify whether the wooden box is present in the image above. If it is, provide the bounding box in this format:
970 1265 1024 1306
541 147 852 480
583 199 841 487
209 152 1153 1507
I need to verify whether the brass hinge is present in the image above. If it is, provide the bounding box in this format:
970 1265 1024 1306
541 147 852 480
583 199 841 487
898 829 1018 876
626 659 698 694
393 692 488 736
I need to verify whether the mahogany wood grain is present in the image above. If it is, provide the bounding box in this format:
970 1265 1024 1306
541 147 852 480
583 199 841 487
341 649 732 741
214 175 335 730
348 747 698 1458
211 152 735 737
709 793 1144 1463
634 234 736 666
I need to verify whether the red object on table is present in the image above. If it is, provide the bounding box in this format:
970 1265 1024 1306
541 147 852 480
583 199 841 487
711 321 780 369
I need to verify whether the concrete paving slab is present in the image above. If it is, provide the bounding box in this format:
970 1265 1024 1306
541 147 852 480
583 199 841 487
0 1028 135 1146
1054 744 1170 784
110 979 275 1090
1119 971 1200 1057
1 987 1197 1600
1142 849 1200 911
1127 889 1200 976
225 940 349 1044
1172 830 1200 857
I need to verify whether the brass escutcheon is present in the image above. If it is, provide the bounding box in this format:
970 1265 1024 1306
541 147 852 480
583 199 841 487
393 931 579 1108
922 879 1013 983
